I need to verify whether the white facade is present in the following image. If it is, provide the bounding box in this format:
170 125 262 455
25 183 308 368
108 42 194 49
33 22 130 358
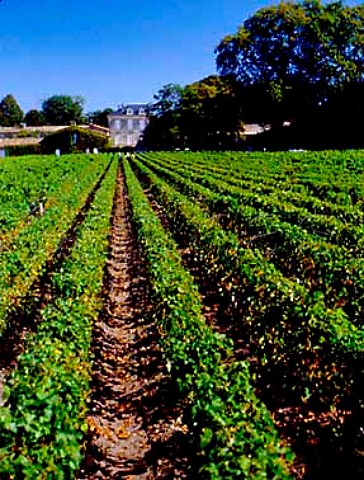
108 104 149 147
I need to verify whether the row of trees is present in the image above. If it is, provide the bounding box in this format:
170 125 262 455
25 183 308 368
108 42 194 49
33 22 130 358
143 0 364 150
0 94 112 128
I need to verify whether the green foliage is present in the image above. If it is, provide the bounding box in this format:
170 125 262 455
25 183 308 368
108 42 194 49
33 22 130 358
143 1 364 149
0 156 117 478
24 109 46 126
41 95 84 125
144 77 244 150
0 154 99 234
132 152 363 408
85 107 113 128
123 158 294 479
41 126 109 154
143 84 184 150
6 144 41 157
180 76 244 149
151 83 184 116
215 0 364 125
0 149 362 476
0 94 24 126
0 154 110 336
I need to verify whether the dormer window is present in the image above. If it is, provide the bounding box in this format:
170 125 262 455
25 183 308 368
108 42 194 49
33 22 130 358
126 108 133 115
138 108 145 115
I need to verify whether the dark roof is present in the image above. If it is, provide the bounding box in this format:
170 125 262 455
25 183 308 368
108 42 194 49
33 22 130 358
111 103 150 116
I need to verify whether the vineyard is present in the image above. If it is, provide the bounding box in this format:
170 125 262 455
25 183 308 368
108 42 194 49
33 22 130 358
0 151 362 479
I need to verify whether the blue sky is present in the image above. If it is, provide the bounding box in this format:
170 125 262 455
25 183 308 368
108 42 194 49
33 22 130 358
0 0 359 113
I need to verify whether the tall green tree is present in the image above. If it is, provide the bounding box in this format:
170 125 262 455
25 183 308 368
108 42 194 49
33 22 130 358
143 84 185 149
215 0 364 124
143 77 244 150
151 83 184 116
41 95 84 125
0 94 24 126
85 108 113 128
181 75 244 149
24 109 46 126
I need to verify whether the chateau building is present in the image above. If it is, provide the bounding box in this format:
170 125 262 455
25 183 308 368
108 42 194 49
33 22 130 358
108 104 149 147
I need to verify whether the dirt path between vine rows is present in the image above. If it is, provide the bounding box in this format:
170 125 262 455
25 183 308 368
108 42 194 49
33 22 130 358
79 166 193 479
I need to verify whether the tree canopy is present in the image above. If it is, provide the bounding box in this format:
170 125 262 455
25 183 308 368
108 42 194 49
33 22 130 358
181 75 243 149
215 0 364 124
85 108 113 128
151 83 184 116
0 94 24 127
143 76 244 150
142 84 184 149
41 95 84 125
24 109 46 127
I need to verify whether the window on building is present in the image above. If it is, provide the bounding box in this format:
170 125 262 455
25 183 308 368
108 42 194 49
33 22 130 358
126 108 133 115
138 108 145 115
127 119 133 130
113 119 121 130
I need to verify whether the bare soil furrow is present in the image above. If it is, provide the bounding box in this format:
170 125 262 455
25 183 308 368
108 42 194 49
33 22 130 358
80 166 192 479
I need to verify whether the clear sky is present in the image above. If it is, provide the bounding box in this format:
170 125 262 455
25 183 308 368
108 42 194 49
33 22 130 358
0 0 359 114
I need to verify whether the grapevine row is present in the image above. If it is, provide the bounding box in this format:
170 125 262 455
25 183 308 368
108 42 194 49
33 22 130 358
123 158 294 479
0 157 117 479
159 150 364 202
141 152 363 248
0 154 111 336
131 159 363 409
0 154 93 234
135 155 363 325
147 152 363 221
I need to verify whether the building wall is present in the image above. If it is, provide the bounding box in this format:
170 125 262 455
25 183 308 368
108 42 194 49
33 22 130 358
108 105 149 147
